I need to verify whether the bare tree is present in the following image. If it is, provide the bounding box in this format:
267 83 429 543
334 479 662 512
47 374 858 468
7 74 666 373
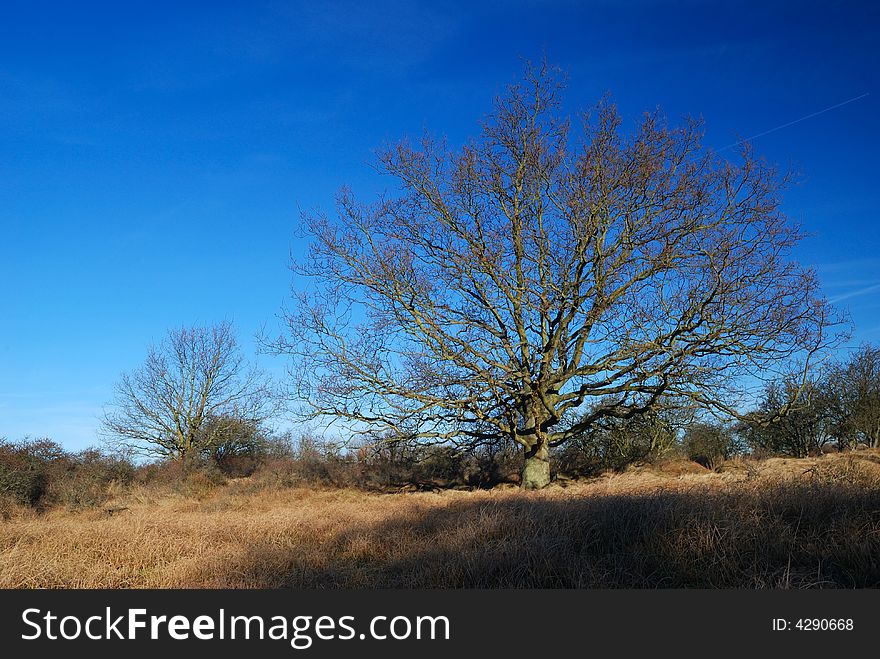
683 422 738 469
201 414 269 476
574 397 691 471
740 376 836 457
271 62 841 488
828 344 880 448
103 321 275 461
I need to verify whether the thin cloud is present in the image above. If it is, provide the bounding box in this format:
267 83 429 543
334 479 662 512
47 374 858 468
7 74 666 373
818 258 880 273
829 283 880 304
823 279 880 289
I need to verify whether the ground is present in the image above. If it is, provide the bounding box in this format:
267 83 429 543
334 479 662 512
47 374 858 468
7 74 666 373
2 451 879 588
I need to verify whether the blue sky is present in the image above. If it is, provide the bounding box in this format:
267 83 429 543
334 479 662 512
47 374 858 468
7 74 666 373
1 0 878 451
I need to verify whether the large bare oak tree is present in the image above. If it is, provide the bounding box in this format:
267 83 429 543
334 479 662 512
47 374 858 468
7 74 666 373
274 63 840 488
103 321 274 461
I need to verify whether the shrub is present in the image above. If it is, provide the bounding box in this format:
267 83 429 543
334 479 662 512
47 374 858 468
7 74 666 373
0 438 60 507
468 441 522 486
133 457 226 497
683 423 736 469
46 449 136 508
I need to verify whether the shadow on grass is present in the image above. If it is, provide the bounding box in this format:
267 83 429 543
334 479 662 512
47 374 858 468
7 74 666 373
203 482 880 589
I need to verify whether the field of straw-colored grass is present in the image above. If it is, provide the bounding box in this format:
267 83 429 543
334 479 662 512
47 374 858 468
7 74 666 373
2 451 879 588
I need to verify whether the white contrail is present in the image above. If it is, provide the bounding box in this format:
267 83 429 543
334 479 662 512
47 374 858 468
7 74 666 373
717 92 870 152
829 282 880 304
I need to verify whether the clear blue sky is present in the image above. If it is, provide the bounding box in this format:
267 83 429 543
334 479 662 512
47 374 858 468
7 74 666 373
1 0 878 451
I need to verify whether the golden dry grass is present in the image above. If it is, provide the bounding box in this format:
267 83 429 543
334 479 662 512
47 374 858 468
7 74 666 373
2 451 879 588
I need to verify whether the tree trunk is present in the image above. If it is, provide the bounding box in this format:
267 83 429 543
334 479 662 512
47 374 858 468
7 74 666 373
522 441 551 489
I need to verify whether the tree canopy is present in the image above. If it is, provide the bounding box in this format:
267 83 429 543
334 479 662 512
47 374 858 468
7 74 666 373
273 62 841 488
103 321 275 461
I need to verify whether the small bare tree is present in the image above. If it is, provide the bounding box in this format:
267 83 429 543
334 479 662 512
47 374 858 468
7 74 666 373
741 375 836 457
103 321 275 462
272 62 842 488
829 344 880 448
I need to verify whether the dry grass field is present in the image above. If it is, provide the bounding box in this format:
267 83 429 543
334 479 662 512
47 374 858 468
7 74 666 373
2 450 879 589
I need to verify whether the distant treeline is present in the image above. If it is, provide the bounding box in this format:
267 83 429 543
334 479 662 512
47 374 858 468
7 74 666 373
2 344 878 513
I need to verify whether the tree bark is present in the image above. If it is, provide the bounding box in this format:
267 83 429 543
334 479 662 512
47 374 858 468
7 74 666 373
522 441 551 489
